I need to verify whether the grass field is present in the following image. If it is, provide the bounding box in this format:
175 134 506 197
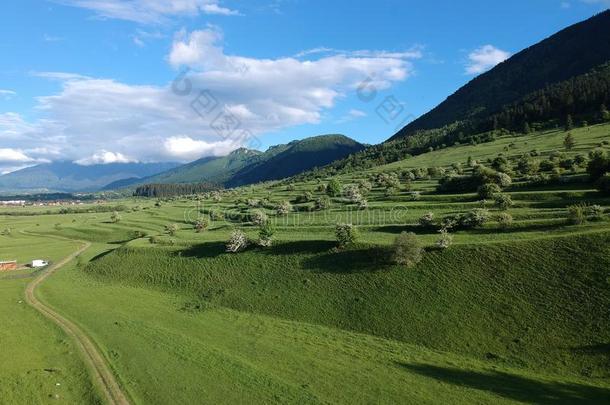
0 231 101 405
1 123 609 404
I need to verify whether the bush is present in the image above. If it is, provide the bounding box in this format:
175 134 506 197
226 230 249 253
436 229 453 250
314 196 331 211
494 194 513 210
209 210 224 221
326 179 342 197
587 150 610 181
194 218 209 233
597 173 610 195
148 235 159 244
461 209 490 228
258 222 275 247
335 223 358 248
392 232 423 267
567 204 586 225
276 201 292 216
496 212 513 229
165 223 179 236
110 211 121 223
343 185 363 203
587 205 604 221
418 212 435 227
478 183 501 199
250 210 268 226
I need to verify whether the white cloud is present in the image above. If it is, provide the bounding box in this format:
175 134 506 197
54 0 241 24
1 27 418 166
348 109 367 118
0 148 34 163
163 136 237 160
75 150 136 165
465 45 510 75
43 34 64 42
0 89 16 99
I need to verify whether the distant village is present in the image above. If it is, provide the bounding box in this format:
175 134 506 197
0 200 89 207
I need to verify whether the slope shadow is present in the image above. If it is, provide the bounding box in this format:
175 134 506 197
398 363 610 404
263 240 336 256
179 242 227 258
303 246 391 274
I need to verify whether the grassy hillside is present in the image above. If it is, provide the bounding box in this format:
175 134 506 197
1 123 610 403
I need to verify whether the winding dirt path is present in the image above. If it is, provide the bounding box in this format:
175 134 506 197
24 240 131 405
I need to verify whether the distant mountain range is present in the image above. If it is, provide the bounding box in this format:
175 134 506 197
390 10 610 141
0 161 180 193
106 134 365 190
0 135 365 193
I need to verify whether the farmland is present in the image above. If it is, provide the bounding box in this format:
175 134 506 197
1 123 609 403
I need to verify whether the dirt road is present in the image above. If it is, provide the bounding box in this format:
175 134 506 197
24 241 130 405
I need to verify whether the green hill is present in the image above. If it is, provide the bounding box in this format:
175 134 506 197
391 10 610 141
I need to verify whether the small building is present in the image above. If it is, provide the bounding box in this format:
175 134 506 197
31 260 49 268
0 261 18 271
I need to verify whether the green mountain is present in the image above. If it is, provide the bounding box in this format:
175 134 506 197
0 161 180 193
226 135 366 187
390 10 610 141
119 134 365 190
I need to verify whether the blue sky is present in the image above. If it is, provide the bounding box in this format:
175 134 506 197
0 0 608 172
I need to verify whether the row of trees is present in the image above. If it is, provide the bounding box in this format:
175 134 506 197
134 183 219 198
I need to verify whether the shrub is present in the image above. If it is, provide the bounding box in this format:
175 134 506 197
276 201 292 216
436 229 453 250
587 205 604 221
494 194 513 210
226 230 248 253
418 212 435 227
539 160 556 172
478 183 501 199
209 210 224 221
495 172 512 188
211 191 222 202
247 199 260 208
343 185 363 203
461 209 490 228
392 232 423 267
407 191 421 201
587 149 610 181
597 172 610 195
258 222 275 247
567 204 586 225
496 212 513 229
250 210 268 226
314 196 331 211
165 223 179 236
148 235 159 244
335 223 358 248
358 199 369 210
326 178 342 197
194 218 209 232
110 211 121 223
358 180 372 194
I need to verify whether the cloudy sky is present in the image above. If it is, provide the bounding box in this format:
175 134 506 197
0 0 608 173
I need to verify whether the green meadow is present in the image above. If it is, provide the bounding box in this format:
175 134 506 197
1 123 610 404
